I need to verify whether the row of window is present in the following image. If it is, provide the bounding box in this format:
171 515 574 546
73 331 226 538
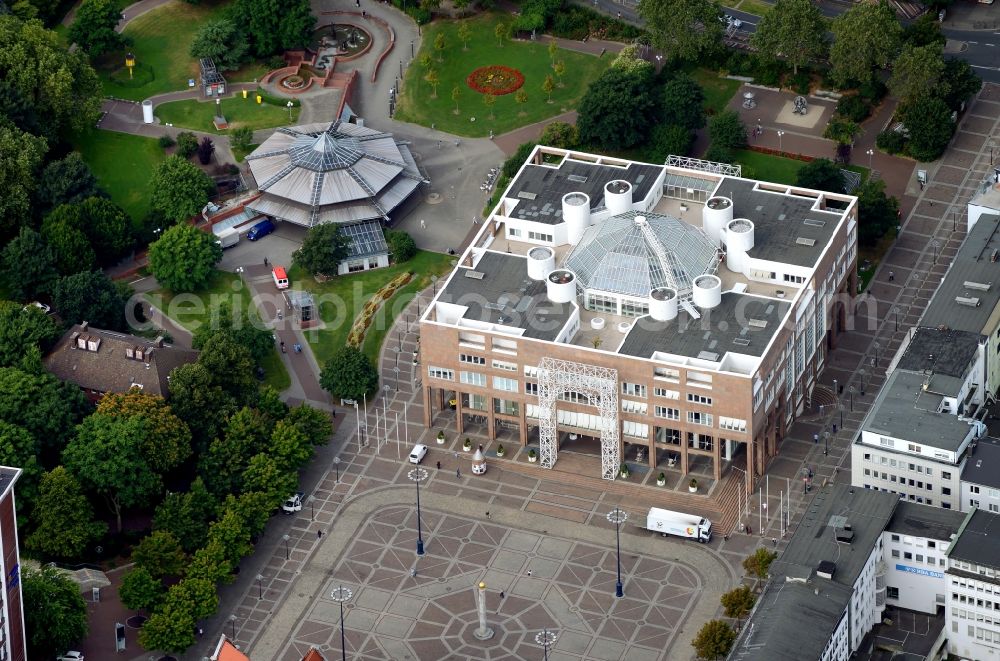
861 484 943 508
862 453 951 479
969 500 1000 512
953 594 1000 612
890 548 944 567
952 576 1000 594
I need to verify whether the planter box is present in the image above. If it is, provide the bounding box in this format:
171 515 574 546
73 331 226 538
528 455 537 463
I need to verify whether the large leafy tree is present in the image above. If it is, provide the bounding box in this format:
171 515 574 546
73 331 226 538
889 43 946 107
186 539 232 584
35 152 103 215
320 345 379 401
52 271 132 330
197 332 258 407
22 565 88 659
577 67 659 150
720 585 756 621
0 124 47 237
147 223 222 292
270 418 313 472
164 577 218 621
199 407 272 496
285 404 331 448
96 390 192 472
856 179 899 247
41 211 96 276
743 547 778 580
940 59 981 111
691 620 736 660
77 197 133 264
132 530 188 578
796 158 846 193
903 12 946 48
138 599 197 654
0 227 58 301
0 367 89 457
751 0 826 75
661 74 706 131
235 0 315 57
68 0 126 55
639 0 723 62
188 18 248 71
0 420 43 513
153 477 216 553
119 566 164 616
706 110 747 162
167 362 238 452
829 0 902 86
292 223 353 276
242 452 296 505
0 301 60 368
900 96 954 162
26 467 106 559
149 156 215 223
63 414 164 532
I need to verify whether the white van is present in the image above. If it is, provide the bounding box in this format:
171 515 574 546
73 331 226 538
272 266 289 290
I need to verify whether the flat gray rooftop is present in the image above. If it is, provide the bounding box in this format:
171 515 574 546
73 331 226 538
863 370 977 451
717 177 844 268
617 292 790 360
506 159 663 226
729 578 852 661
887 501 965 541
436 251 574 342
921 214 1000 333
960 437 1000 489
773 484 897 589
896 327 981 378
948 509 1000 571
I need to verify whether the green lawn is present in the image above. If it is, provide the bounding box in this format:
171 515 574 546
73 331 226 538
689 68 742 116
72 129 165 221
290 251 455 366
155 97 300 133
394 14 611 137
732 149 807 185
232 143 259 162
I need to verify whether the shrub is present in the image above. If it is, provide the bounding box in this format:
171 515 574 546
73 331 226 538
503 142 537 179
858 79 887 104
649 124 694 161
836 95 871 123
254 90 302 108
158 135 176 149
876 129 906 154
175 132 198 159
786 69 812 95
385 230 417 263
703 144 734 164
751 57 786 88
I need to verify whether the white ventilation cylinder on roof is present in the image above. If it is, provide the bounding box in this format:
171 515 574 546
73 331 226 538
703 196 733 246
562 192 591 244
692 274 722 309
724 218 755 274
526 246 556 281
604 180 633 215
546 269 576 304
649 287 679 321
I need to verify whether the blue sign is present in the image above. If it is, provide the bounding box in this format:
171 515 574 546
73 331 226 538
896 563 943 579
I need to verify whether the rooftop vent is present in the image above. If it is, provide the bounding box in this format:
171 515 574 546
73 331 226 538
955 296 982 307
516 191 537 200
465 270 485 280
748 318 768 329
816 561 836 580
803 219 826 227
835 524 855 544
733 337 751 346
992 249 999 263
696 350 720 361
964 281 992 291
567 174 588 183
795 237 817 247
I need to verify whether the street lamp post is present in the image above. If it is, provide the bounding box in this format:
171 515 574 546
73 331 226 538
282 533 290 560
256 574 264 600
859 368 866 397
606 509 628 598
932 239 940 264
849 385 856 412
308 495 315 520
535 629 558 661
823 431 830 456
431 274 439 296
990 137 996 166
873 341 880 368
833 378 838 397
892 306 899 332
409 467 429 555
230 614 237 639
330 585 353 661
866 148 874 170
394 366 401 392
334 456 341 483
777 130 785 152
838 403 844 429
286 100 294 121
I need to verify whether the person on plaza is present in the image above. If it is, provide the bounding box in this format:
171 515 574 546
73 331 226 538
436 461 441 470
889 270 895 282
456 467 461 477
280 341 286 353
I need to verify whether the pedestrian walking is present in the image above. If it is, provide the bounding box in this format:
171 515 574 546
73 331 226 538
317 530 323 539
500 590 505 599
527 570 532 577
889 270 895 282
436 461 441 470
264 256 269 266
355 0 360 6
746 525 752 535
362 9 366 17
420 219 426 230
456 467 461 478
486 511 491 519
280 341 286 353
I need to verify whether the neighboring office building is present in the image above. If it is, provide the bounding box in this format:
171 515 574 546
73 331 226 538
967 168 1000 231
960 436 1000 513
43 322 199 402
945 508 1000 660
419 147 859 484
0 468 26 661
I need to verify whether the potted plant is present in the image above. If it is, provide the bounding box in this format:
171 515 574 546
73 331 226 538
528 448 537 463
619 462 630 479
436 430 446 445
657 472 666 487
496 443 505 457
463 437 472 452
689 478 698 493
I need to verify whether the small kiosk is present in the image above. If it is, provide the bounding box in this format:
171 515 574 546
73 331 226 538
472 446 486 475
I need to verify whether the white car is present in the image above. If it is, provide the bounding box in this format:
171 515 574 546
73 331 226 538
409 444 428 464
281 492 304 514
23 301 52 315
58 653 84 661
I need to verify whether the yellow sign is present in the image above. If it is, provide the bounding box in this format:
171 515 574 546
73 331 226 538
242 89 248 99
256 95 262 104
125 52 135 79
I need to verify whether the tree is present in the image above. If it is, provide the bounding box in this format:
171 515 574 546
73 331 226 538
0 301 60 368
553 60 566 86
0 124 47 237
41 212 96 276
23 565 88 659
167 362 238 451
320 345 379 400
270 418 313 471
198 406 273 496
52 271 131 330
434 31 446 62
292 223 353 276
188 18 249 71
119 567 164 615
242 452 296 504
63 414 164 531
385 229 417 262
900 96 953 161
196 332 259 407
68 0 126 55
133 530 187 578
903 12 946 48
95 390 192 472
649 124 694 160
542 74 555 102
0 367 89 457
26 467 106 559
939 58 981 111
192 299 274 363
515 88 528 112
138 600 197 654
691 620 736 660
823 115 860 147
0 419 43 512
186 539 233 584
796 158 846 193
856 179 899 246
743 547 778 580
206 506 253 566
708 110 747 152
424 68 440 98
639 0 723 62
661 74 707 130
540 121 578 149
0 227 57 301
458 22 471 50
153 477 216 553
483 92 496 119
577 67 658 150
148 223 223 292
889 43 946 106
548 39 558 64
829 1 902 86
751 0 826 75
611 44 653 76
197 136 215 165
175 132 199 159
236 0 315 57
231 126 254 152
77 197 133 265
284 404 331 448
149 155 215 223
35 152 103 215
164 577 218 621
495 21 508 47
720 585 756 621
451 85 461 112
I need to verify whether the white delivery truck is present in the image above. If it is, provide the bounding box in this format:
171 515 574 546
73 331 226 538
643 507 712 543
215 227 240 249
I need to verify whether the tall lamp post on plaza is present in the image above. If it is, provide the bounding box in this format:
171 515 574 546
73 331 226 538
282 534 290 560
823 430 830 456
892 306 899 332
838 403 844 429
932 239 940 264
866 148 874 170
409 467 428 555
229 614 237 639
848 385 856 412
606 508 628 598
873 341 880 369
256 574 264 600
777 130 785 152
536 629 558 661
859 368 866 396
989 137 996 166
333 456 341 484
431 274 439 296
331 585 353 661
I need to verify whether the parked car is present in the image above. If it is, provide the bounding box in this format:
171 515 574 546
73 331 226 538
409 444 428 464
281 491 305 513
23 301 52 315
272 266 289 290
247 218 276 241
57 653 84 661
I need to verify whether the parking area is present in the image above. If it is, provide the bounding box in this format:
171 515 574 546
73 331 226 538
217 220 305 273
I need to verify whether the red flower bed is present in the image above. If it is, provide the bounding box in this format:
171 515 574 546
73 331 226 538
466 65 525 96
